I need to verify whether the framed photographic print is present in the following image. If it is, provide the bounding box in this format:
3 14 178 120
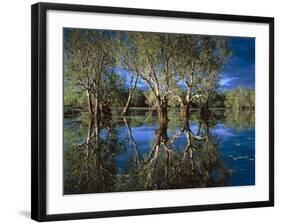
31 2 274 222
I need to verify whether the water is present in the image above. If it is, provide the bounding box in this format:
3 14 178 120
63 108 255 194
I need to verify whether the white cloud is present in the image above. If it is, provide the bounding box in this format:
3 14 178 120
219 77 237 87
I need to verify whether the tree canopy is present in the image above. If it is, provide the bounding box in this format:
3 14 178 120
64 28 253 121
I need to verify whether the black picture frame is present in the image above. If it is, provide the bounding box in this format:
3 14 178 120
31 2 274 222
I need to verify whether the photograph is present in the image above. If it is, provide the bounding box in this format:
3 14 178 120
63 28 255 195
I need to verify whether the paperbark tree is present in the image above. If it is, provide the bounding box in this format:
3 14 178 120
121 32 179 121
195 37 230 119
173 36 229 119
64 29 116 118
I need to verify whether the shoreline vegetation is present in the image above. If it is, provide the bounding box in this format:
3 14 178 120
63 28 255 193
64 86 255 118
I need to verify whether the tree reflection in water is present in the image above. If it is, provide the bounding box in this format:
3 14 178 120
64 111 231 194
124 117 229 191
64 118 118 194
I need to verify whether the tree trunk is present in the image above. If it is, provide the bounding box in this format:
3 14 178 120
182 62 194 120
181 103 190 119
87 90 94 117
122 74 139 115
100 100 112 118
183 75 193 120
158 118 168 139
156 99 168 122
122 94 132 115
93 91 99 119
200 98 211 121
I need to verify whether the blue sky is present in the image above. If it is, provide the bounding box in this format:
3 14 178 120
219 37 255 90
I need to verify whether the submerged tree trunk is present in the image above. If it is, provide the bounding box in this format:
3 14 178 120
100 100 112 119
156 98 168 122
199 98 211 121
157 118 168 141
181 103 190 120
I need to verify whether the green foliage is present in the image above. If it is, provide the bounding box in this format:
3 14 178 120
129 89 148 107
224 86 255 109
64 28 116 85
143 90 158 109
164 35 231 111
208 91 226 108
120 32 180 102
64 28 233 114
64 28 124 115
100 71 127 107
175 36 229 79
64 85 87 108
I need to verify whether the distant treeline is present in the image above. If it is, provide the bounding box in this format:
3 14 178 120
64 85 148 108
